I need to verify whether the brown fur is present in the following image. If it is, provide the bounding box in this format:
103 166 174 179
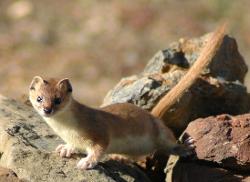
29 77 187 169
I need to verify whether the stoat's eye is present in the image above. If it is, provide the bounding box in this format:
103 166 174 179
37 96 43 103
54 98 61 105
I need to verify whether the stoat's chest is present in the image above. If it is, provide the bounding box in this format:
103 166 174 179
43 113 92 151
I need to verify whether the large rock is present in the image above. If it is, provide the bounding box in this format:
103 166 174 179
0 95 150 182
102 33 249 135
165 114 250 182
143 34 247 82
186 114 250 171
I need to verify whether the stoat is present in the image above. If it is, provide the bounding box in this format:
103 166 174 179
29 24 226 170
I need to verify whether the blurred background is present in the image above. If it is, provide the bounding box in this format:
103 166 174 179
0 0 249 106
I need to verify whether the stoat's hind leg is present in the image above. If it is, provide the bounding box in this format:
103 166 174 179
156 123 195 157
172 135 195 157
109 154 146 164
171 143 194 157
157 139 195 157
109 154 132 163
56 144 76 158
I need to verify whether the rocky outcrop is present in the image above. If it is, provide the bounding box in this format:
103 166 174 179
166 114 250 182
1 32 250 182
0 95 150 182
102 33 249 135
101 32 250 181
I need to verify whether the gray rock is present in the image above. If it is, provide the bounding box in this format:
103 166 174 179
142 50 189 74
102 33 249 135
0 95 150 182
143 34 248 82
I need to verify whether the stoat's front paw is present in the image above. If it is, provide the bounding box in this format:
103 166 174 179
77 157 97 170
56 144 75 158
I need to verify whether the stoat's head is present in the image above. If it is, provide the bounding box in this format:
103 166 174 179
29 76 73 117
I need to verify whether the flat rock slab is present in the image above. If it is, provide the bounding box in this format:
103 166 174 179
0 95 150 182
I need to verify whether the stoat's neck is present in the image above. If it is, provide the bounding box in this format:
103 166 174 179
43 98 82 127
42 98 94 149
43 97 100 132
54 98 75 118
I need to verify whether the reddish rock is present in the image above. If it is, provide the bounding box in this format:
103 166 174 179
165 114 250 182
165 156 250 182
185 114 250 171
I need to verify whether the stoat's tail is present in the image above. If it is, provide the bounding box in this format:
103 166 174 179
151 23 227 118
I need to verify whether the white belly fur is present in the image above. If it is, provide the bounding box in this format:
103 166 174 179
44 114 92 152
44 111 156 156
107 135 155 156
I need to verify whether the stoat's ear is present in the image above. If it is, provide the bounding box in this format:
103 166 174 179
30 76 43 90
57 78 72 93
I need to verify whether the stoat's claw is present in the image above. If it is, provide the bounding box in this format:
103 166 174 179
77 158 97 170
172 137 196 157
56 144 64 152
55 144 75 158
184 136 196 150
185 137 195 145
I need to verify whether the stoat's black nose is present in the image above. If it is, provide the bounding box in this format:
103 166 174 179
44 108 52 114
